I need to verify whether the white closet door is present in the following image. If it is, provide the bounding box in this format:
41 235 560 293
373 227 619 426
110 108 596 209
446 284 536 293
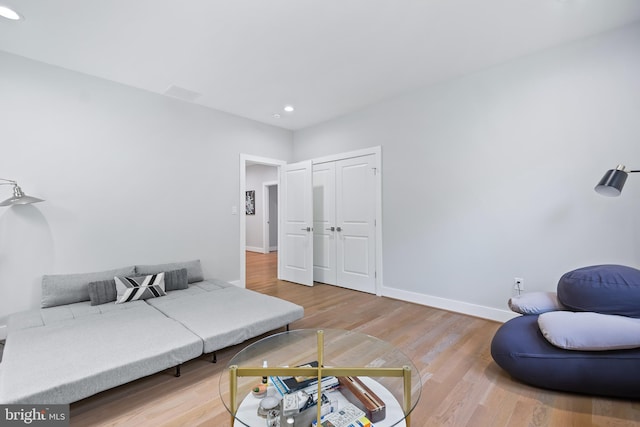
313 162 336 285
279 161 314 286
336 155 376 293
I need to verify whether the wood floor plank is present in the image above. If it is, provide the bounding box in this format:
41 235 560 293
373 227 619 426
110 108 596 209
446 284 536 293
69 251 640 426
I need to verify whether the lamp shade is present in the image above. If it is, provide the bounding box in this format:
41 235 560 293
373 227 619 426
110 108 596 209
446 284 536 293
595 166 628 197
0 184 45 206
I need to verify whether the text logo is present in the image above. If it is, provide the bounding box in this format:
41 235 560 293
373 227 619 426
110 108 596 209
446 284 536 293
1 405 69 426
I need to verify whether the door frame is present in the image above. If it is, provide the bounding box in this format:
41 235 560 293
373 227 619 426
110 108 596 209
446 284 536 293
239 154 286 288
263 181 278 254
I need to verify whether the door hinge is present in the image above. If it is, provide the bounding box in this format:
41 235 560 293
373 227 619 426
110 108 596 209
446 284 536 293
372 167 377 175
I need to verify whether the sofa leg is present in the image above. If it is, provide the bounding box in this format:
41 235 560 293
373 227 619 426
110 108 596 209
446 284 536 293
212 352 217 363
286 324 290 331
175 365 181 378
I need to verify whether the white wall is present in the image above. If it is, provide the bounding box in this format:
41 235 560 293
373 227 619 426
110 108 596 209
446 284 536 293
0 52 293 335
2 22 639 333
245 164 278 251
293 23 640 319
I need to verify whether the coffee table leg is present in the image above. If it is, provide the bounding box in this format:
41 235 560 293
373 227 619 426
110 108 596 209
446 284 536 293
403 365 412 427
229 365 238 426
317 330 324 426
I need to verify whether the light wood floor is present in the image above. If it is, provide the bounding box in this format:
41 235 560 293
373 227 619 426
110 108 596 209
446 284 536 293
70 252 640 426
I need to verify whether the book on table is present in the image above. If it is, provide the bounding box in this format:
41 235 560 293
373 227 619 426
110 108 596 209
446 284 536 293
269 361 339 397
283 361 319 391
311 403 372 427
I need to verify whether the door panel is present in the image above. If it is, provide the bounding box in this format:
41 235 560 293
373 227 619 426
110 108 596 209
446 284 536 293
312 162 336 285
336 155 376 293
279 161 313 286
342 236 370 275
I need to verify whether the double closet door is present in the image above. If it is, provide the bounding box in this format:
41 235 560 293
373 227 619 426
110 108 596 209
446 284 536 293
312 155 376 294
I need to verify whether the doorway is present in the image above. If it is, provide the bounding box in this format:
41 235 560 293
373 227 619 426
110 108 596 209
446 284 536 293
246 165 278 254
240 155 286 288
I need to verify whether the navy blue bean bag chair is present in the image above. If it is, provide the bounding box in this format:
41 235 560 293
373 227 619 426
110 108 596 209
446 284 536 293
491 265 640 398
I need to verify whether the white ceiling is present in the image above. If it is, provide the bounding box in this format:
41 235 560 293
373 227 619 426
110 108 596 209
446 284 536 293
1 1 640 130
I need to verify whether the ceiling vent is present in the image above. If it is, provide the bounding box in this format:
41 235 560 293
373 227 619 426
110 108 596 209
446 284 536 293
163 85 202 102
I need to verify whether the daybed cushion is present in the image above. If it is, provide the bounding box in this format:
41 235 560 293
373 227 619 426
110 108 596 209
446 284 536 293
538 311 640 351
557 264 640 318
508 292 566 315
41 265 136 308
0 301 202 404
146 279 304 353
136 260 203 284
491 314 640 398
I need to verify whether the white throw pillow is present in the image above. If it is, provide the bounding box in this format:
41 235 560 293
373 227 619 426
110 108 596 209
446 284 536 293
115 273 166 304
508 292 566 315
538 311 640 351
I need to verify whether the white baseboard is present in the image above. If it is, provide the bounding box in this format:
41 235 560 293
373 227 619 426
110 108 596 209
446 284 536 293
381 286 518 323
0 325 6 341
246 246 264 253
228 279 243 288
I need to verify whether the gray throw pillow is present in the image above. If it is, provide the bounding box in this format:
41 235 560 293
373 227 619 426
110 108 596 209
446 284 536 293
164 268 188 291
87 279 117 306
41 265 136 308
135 260 203 284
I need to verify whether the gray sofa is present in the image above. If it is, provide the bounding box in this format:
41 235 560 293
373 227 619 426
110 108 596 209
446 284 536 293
0 260 304 404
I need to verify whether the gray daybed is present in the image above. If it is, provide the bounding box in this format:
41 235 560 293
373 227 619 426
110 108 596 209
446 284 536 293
0 260 304 404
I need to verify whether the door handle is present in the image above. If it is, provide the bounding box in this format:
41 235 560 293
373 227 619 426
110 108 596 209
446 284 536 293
300 227 311 232
326 227 335 232
336 226 342 232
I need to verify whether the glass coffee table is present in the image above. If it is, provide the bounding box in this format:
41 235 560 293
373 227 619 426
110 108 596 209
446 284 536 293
219 329 421 427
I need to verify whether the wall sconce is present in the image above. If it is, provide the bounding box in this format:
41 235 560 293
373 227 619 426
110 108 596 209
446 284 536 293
594 165 640 197
0 178 45 206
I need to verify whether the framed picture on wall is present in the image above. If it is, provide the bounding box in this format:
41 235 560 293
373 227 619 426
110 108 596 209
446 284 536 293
245 190 255 215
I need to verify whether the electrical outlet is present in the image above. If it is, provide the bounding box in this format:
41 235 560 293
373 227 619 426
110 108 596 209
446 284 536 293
514 277 524 292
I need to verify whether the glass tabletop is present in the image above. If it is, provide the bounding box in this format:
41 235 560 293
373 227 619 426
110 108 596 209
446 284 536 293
219 329 421 427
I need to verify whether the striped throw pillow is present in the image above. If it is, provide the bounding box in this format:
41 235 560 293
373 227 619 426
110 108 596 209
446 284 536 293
114 273 166 304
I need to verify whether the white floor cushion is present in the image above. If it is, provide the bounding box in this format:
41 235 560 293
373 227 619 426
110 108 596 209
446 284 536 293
538 311 640 351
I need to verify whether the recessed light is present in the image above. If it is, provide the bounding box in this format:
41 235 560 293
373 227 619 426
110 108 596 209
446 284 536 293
272 113 281 119
283 105 295 113
0 5 22 21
